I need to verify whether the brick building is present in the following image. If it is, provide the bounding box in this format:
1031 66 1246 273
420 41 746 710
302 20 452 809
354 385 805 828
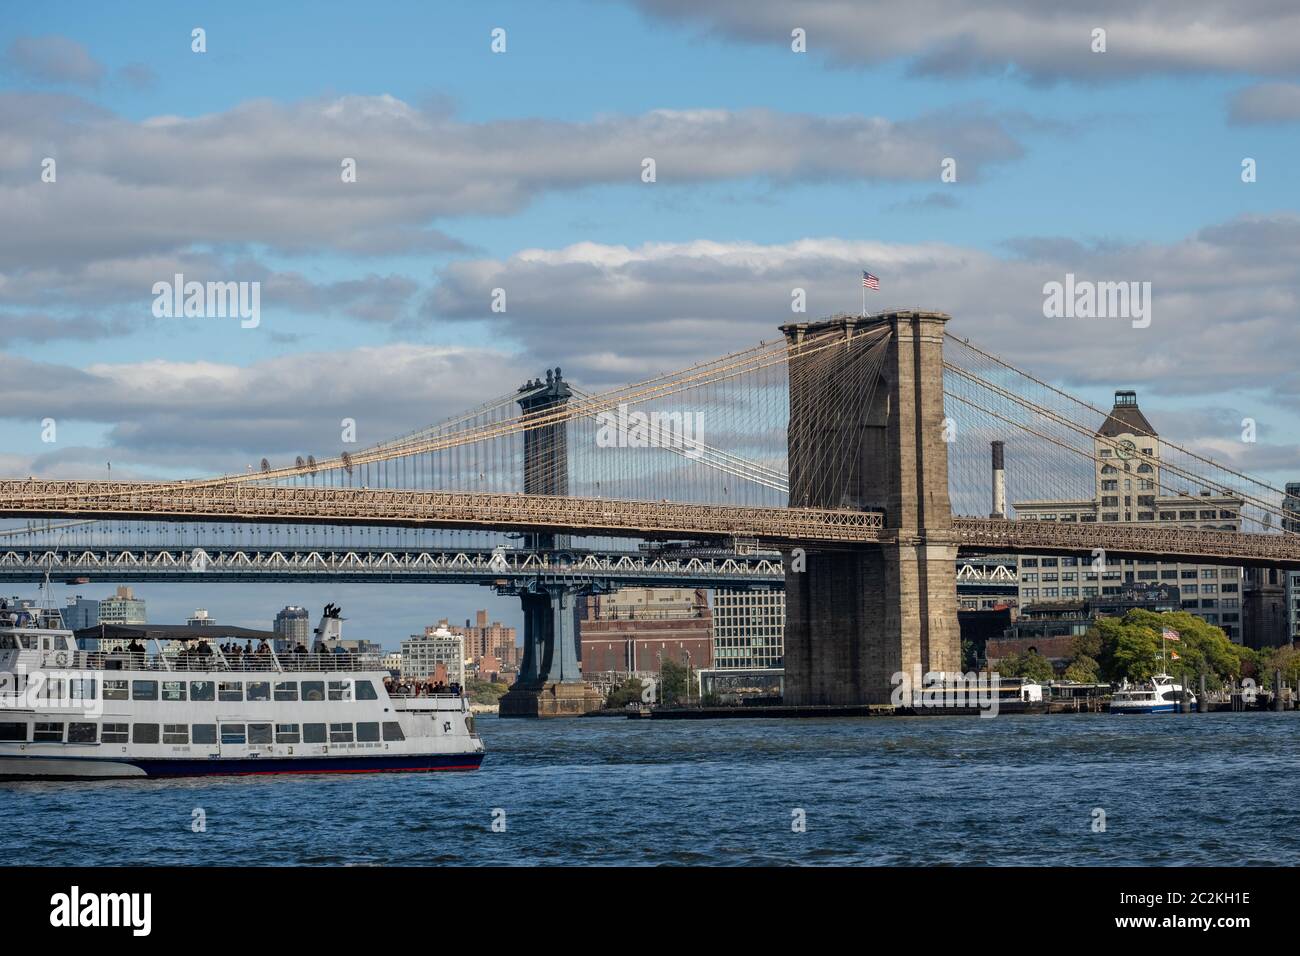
578 588 713 674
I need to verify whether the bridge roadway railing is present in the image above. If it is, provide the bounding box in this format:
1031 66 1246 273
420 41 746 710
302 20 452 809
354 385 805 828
0 479 885 547
953 517 1300 569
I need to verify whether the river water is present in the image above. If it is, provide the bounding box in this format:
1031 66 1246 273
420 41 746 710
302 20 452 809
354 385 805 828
5 713 1297 866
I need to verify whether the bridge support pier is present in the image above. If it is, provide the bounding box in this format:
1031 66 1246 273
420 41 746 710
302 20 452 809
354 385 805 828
499 583 603 717
780 311 961 705
499 369 603 717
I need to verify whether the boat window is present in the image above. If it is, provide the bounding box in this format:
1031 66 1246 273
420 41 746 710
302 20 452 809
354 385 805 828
34 722 64 742
246 681 271 702
328 681 353 702
382 721 404 742
301 681 325 702
19 635 37 649
248 723 273 745
162 681 187 702
303 723 327 743
356 722 380 743
41 678 65 700
355 680 378 701
192 724 217 745
0 721 27 742
329 722 354 743
101 723 129 743
163 724 189 745
218 681 244 702
220 724 246 745
273 681 298 702
190 680 215 702
0 635 15 649
132 680 158 701
132 724 160 744
67 723 97 744
70 678 97 701
275 723 301 744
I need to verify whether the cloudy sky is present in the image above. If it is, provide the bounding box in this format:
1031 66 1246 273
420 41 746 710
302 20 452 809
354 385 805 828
1 0 1297 642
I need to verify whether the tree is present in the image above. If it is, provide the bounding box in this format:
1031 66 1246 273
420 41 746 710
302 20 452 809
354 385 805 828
1063 654 1101 683
465 679 509 706
996 649 1055 683
1092 610 1248 686
604 677 645 710
659 658 687 705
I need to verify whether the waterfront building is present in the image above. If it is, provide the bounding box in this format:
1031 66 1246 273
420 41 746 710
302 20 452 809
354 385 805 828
436 611 518 668
711 589 784 670
62 595 99 630
986 583 1181 670
186 608 214 627
578 588 713 675
273 605 311 652
400 627 466 685
1012 390 1246 642
98 586 146 626
382 651 403 676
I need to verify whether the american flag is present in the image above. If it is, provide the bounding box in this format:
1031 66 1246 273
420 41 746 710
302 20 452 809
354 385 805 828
1162 628 1180 642
862 271 880 290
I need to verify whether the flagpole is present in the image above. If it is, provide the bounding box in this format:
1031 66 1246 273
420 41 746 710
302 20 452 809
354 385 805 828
861 277 866 317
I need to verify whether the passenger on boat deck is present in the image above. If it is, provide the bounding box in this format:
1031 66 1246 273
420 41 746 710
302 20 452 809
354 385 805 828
126 639 145 654
244 640 253 656
257 640 270 655
293 642 307 655
197 641 212 656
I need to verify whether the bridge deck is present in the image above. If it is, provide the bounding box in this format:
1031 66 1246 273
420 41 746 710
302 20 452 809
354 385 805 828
1 480 1298 568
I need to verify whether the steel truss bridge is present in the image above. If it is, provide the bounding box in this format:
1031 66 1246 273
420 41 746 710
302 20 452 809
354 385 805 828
0 544 785 588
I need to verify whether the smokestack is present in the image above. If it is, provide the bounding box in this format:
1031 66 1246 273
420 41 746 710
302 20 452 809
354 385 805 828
990 440 1007 519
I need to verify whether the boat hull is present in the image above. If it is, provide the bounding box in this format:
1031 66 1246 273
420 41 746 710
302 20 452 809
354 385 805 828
1109 702 1198 714
0 751 483 781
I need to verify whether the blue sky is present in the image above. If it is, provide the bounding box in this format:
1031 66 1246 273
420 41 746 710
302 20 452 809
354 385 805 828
1 0 1298 642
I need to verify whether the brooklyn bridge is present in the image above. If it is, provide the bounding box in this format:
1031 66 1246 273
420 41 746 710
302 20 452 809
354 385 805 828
2 311 1297 711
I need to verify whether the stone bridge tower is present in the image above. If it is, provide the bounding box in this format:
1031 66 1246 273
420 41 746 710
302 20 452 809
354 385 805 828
779 311 961 705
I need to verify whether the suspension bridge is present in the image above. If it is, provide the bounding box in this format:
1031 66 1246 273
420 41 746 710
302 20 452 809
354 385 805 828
2 310 1297 711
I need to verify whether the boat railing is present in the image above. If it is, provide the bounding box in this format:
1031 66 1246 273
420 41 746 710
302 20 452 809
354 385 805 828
54 649 386 674
387 689 463 700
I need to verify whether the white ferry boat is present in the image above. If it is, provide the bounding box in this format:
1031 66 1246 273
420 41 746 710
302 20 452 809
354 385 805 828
1109 674 1196 715
0 602 484 779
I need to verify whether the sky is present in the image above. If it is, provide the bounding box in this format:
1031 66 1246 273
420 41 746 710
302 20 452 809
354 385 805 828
1 0 1298 644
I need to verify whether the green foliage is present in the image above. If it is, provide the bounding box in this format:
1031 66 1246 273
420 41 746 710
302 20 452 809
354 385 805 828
1062 654 1100 683
659 658 688 705
604 677 646 710
996 649 1055 683
465 679 509 705
1090 610 1249 686
961 638 979 672
1070 628 1102 661
1256 645 1300 686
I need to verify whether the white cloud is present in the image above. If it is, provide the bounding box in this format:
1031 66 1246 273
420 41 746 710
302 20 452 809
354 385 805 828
627 0 1300 82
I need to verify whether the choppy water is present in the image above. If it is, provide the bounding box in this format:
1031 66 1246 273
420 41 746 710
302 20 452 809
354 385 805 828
4 713 1297 866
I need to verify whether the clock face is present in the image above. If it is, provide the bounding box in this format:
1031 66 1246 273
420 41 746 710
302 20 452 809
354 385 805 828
1117 439 1137 460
